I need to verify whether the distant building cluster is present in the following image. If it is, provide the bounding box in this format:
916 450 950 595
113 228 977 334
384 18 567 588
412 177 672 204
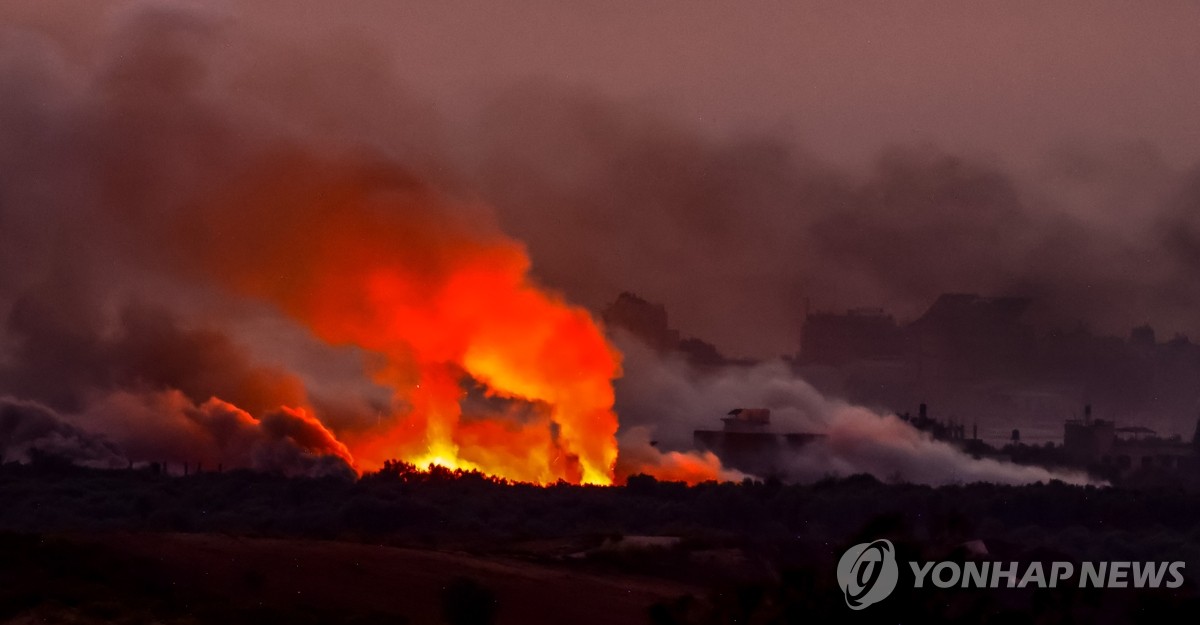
796 292 1200 450
607 290 1200 487
901 401 1200 486
691 399 1200 486
1062 405 1199 476
603 292 755 368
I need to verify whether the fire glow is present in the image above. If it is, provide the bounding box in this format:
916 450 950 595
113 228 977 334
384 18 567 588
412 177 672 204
177 154 718 485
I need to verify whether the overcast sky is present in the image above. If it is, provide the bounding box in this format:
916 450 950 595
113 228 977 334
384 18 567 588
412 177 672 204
7 1 1200 167
5 1 1200 356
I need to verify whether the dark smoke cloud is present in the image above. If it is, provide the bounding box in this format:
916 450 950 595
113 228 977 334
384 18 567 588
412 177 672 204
0 1 1195 478
1 4 1198 363
0 397 124 468
1 293 307 416
0 2 573 477
0 3 385 473
81 391 354 477
464 84 1199 357
0 391 354 477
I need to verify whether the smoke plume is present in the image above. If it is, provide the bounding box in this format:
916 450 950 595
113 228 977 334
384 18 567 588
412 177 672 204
0 1 1188 483
466 87 1200 359
612 333 1094 486
0 3 636 483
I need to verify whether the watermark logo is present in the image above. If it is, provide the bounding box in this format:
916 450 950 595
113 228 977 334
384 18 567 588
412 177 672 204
837 539 899 610
837 539 1187 611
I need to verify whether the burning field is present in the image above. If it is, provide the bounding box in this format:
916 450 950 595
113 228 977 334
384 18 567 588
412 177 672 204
155 151 630 485
2 131 716 485
0 4 741 487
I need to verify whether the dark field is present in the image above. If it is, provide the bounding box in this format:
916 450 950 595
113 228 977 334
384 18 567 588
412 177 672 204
2 463 1200 624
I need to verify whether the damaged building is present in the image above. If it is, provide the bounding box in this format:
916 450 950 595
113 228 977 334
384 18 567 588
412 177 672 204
1063 405 1200 477
693 408 823 478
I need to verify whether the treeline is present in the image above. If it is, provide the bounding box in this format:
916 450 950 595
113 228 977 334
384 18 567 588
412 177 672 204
0 461 1197 557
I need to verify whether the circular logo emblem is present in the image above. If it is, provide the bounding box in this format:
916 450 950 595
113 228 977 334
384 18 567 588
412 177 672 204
837 539 899 610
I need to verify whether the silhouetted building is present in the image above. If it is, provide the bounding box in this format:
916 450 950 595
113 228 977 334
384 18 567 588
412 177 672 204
694 409 822 477
908 293 1035 383
721 408 770 431
909 293 1031 335
897 403 967 442
1063 405 1115 464
603 292 680 352
604 292 748 368
1062 405 1198 478
1108 428 1194 473
800 308 904 365
1130 324 1156 348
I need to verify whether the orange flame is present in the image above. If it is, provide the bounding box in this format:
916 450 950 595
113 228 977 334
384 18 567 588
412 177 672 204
338 259 622 484
192 155 622 484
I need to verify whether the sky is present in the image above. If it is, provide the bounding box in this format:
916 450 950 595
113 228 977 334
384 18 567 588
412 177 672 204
260 1 1200 168
3 0 1200 358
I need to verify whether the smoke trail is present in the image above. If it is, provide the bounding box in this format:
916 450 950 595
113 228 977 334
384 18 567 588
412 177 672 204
612 333 1095 486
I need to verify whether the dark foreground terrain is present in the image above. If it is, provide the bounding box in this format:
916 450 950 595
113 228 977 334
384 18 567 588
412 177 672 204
2 461 1200 623
0 531 692 625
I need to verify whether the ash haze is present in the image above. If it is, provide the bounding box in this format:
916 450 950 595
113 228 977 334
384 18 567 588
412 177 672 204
0 1 1196 484
3 1 1200 357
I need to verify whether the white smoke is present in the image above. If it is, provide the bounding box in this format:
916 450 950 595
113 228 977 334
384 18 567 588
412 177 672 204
613 332 1097 486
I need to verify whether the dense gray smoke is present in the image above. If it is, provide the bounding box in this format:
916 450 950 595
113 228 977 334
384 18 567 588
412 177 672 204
0 397 124 468
0 2 1194 481
612 333 1094 486
466 92 1200 358
3 2 1200 361
0 4 400 474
